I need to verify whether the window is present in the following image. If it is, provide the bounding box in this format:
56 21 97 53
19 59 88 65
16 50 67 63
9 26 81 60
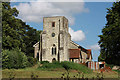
52 44 56 55
52 22 55 27
52 33 55 37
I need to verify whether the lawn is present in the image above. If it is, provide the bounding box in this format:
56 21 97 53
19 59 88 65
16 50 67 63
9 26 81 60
2 64 119 78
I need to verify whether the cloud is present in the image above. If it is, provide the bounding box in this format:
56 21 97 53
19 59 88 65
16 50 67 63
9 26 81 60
13 1 89 25
69 27 85 41
89 44 100 50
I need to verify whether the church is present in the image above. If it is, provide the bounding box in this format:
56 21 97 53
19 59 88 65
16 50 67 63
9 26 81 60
33 16 92 63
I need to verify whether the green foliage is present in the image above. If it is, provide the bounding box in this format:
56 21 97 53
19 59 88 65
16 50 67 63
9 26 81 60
113 70 120 74
39 61 62 69
2 49 9 68
8 70 16 80
2 2 42 57
33 58 38 65
40 61 49 64
105 63 115 69
31 72 38 80
27 56 34 67
2 49 29 69
2 2 25 50
61 61 71 71
38 61 92 73
23 28 42 57
98 2 120 65
61 61 92 73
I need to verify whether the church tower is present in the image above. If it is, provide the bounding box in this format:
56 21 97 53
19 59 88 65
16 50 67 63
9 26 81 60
41 16 70 62
33 16 92 64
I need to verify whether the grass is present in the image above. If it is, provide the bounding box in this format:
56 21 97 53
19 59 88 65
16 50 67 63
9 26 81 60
113 70 120 74
2 68 118 78
38 61 93 73
2 62 119 78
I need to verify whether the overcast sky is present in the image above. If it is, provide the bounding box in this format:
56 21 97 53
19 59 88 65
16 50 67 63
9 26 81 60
11 1 113 61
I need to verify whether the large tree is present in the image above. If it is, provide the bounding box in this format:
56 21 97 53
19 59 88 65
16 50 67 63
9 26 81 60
98 2 120 65
2 2 26 50
23 26 42 57
2 2 41 57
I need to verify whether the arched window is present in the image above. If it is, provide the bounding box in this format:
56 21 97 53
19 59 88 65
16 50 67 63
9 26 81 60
52 44 56 55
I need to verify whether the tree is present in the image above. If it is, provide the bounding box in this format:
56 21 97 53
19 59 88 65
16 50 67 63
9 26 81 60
23 26 42 57
2 2 26 50
2 2 41 57
98 2 120 65
2 49 29 69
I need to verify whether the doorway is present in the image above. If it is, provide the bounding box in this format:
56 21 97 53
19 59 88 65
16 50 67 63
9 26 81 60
52 58 56 62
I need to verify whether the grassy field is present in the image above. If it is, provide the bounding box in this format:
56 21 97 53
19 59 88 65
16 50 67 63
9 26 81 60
2 64 119 78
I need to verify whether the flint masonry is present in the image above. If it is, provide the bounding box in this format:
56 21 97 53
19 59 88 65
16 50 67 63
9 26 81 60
33 16 92 63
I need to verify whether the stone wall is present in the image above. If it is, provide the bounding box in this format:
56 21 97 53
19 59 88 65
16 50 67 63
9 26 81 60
33 16 92 63
42 16 70 62
69 41 79 49
33 42 39 58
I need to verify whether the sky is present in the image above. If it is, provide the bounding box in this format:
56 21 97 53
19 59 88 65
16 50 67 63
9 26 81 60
11 1 113 61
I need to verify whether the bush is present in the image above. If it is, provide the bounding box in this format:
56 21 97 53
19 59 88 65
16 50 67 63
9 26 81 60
61 61 72 71
38 61 62 69
105 63 115 69
34 58 38 64
38 61 92 73
40 61 49 64
41 63 62 69
27 56 34 67
2 49 29 69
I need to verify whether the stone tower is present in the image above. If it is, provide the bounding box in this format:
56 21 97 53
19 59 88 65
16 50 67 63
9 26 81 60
41 16 70 62
33 16 92 63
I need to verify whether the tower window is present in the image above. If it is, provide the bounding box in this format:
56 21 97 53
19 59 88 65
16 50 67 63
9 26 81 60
52 22 55 27
52 44 56 55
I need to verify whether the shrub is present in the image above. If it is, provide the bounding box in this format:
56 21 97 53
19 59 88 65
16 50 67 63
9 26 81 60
61 61 92 73
52 61 60 64
2 49 29 69
27 56 34 67
38 61 62 69
61 61 72 71
38 61 92 73
34 58 38 64
105 63 115 69
41 63 60 69
40 61 49 64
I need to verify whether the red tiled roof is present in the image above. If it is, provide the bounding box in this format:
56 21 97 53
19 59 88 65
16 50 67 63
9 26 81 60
69 49 81 58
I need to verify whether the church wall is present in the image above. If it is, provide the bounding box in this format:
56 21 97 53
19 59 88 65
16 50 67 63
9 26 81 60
59 33 64 62
33 16 92 63
42 16 70 62
63 17 69 61
69 42 79 49
34 43 39 58
81 51 87 63
86 55 92 62
74 59 79 63
63 31 69 61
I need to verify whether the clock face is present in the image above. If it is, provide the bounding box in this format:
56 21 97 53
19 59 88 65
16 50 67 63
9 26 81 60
52 33 55 37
